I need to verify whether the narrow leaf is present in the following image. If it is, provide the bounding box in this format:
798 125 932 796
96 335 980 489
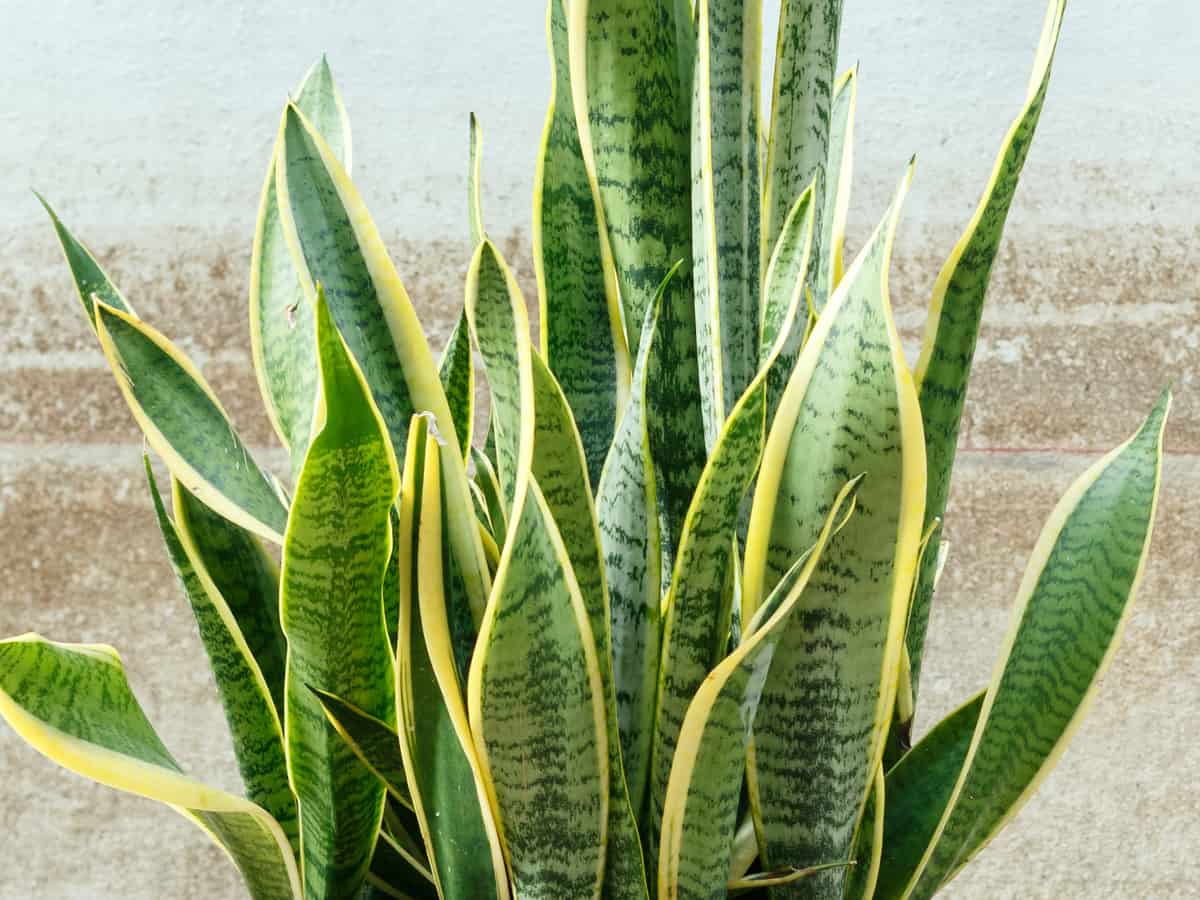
93 302 288 543
312 688 412 810
0 636 300 900
907 0 1067 697
37 194 135 323
438 309 475 460
812 65 857 307
280 292 399 898
468 113 487 246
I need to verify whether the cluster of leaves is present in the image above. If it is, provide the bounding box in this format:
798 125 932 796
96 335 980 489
0 1 1168 899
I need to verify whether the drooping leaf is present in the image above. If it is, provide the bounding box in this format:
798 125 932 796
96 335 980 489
274 101 490 619
692 0 763 446
93 302 288 543
396 416 509 900
469 478 610 900
530 351 650 899
280 292 399 899
906 0 1066 698
0 636 300 900
896 390 1169 899
741 168 926 898
761 0 844 279
37 194 136 322
250 57 352 476
311 688 412 809
172 480 288 717
536 0 627 487
145 460 298 852
657 478 861 900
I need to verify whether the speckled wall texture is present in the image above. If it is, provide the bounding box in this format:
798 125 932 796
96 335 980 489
1 1 1197 898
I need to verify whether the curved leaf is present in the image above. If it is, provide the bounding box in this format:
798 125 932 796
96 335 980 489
145 461 297 852
37 194 135 322
0 636 300 900
311 688 412 810
250 57 352 475
535 0 627 487
741 168 926 898
93 302 288 543
280 293 399 899
906 0 1066 697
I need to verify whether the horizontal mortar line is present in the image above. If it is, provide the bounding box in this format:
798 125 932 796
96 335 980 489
0 443 1197 468
0 348 251 371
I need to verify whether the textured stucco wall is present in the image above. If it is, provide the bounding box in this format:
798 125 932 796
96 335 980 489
1 2 1198 898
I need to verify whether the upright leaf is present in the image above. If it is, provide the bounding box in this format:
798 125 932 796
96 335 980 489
0 636 300 900
535 0 628 487
907 0 1066 697
897 390 1169 899
741 169 926 898
281 293 398 899
469 478 610 900
396 417 509 900
275 101 490 619
761 0 844 279
145 461 297 852
468 112 487 246
438 311 475 461
311 689 412 810
692 0 763 446
657 479 861 900
38 195 136 322
812 66 857 307
250 57 352 476
93 302 288 543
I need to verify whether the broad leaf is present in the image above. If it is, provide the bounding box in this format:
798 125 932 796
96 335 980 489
146 461 297 852
250 57 352 476
93 302 288 543
906 0 1066 697
536 0 628 487
0 636 300 900
741 168 926 898
280 292 399 898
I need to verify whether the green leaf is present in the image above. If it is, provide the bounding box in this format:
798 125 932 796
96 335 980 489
250 57 352 477
530 351 649 899
274 100 491 621
842 765 884 900
145 460 298 853
741 168 926 898
906 0 1066 698
596 290 666 817
468 112 487 246
369 830 438 900
93 302 288 543
535 0 627 488
397 416 509 900
464 240 534 515
438 309 475 460
472 446 508 549
0 636 300 900
761 0 844 280
657 477 861 900
37 194 136 323
280 292 399 899
172 480 289 718
311 688 412 810
469 478 609 900
873 692 983 900
899 389 1170 899
692 0 763 446
812 65 857 308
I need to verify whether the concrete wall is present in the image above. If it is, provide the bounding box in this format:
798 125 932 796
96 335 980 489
1 1 1197 897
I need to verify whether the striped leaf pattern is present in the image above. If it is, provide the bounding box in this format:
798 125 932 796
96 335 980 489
0 636 300 900
280 294 398 899
812 66 857 308
438 309 475 460
38 195 136 322
902 390 1169 898
275 100 491 622
250 57 352 477
536 0 627 487
741 169 926 899
470 478 609 900
93 302 289 543
396 417 509 900
907 0 1067 698
311 688 412 809
145 461 298 852
692 0 762 446
762 0 843 278
657 479 861 900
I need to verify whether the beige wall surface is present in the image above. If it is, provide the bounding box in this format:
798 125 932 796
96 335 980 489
1 1 1197 898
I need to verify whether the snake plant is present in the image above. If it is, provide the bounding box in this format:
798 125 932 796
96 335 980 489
4 0 1168 898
